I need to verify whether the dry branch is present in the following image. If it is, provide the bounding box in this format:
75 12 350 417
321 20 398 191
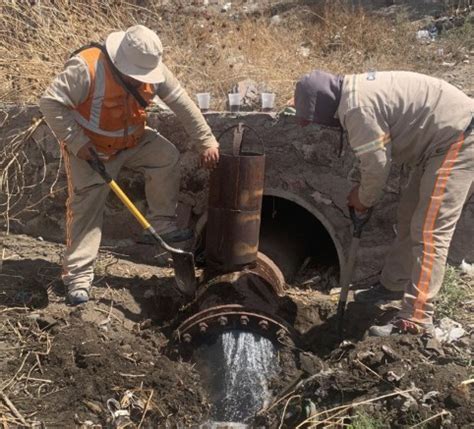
137 389 154 429
0 392 28 426
410 410 450 428
295 388 416 428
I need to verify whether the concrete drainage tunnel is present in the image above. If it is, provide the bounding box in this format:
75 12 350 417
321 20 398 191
173 124 340 426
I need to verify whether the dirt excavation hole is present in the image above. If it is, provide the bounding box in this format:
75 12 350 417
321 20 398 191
1 221 472 428
260 195 340 286
174 194 345 426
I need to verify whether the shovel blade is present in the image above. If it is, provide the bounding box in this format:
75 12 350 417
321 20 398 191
171 252 197 297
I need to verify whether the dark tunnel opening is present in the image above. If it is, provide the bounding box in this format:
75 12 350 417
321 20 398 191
196 195 340 285
259 195 340 283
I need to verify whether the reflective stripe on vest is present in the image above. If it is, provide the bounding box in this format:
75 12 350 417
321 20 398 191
89 58 105 129
73 111 140 137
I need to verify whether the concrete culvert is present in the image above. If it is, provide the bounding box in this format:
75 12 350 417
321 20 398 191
195 195 340 288
260 195 340 284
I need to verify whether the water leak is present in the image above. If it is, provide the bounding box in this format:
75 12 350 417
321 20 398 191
196 330 279 425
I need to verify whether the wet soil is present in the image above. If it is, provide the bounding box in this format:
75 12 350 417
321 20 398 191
1 233 472 428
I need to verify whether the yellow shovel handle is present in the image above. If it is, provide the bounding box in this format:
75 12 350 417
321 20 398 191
109 180 151 230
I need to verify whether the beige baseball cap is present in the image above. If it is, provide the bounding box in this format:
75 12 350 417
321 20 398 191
105 25 165 84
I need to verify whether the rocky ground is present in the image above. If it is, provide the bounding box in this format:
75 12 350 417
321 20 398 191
0 233 472 428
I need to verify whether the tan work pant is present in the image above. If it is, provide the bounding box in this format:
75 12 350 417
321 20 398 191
381 128 473 326
61 129 180 291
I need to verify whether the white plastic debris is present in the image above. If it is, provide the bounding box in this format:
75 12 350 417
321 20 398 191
416 30 431 41
297 46 311 58
386 371 404 382
270 15 282 25
434 317 466 343
460 259 474 276
221 2 231 12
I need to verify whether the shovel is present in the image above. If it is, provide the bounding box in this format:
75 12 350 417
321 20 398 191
336 206 373 338
87 149 197 297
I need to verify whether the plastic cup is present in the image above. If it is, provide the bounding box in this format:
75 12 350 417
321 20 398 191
196 92 211 112
228 93 241 113
261 92 276 112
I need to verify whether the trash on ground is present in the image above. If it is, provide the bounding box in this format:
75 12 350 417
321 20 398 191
434 317 466 343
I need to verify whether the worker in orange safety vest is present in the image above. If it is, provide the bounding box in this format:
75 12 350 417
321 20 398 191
40 25 219 305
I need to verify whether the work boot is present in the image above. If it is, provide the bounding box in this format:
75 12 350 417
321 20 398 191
353 283 404 304
368 317 428 337
137 228 193 245
161 228 193 244
66 286 90 306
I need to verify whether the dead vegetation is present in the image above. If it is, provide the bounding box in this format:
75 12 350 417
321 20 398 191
1 0 472 231
0 234 208 428
1 0 471 109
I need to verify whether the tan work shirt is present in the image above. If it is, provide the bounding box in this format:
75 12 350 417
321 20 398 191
337 71 473 207
40 56 218 156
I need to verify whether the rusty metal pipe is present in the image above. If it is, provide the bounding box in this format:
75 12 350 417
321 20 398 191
205 123 265 273
174 124 298 350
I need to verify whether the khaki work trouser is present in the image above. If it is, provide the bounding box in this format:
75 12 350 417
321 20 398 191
61 128 180 292
380 127 473 325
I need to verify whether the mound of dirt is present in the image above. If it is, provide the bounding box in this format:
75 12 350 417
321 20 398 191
5 315 208 427
258 334 473 428
0 234 210 427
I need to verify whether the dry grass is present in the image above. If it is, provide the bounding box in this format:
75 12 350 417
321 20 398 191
0 0 471 229
0 0 464 109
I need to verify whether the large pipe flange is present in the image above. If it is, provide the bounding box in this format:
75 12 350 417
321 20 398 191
198 251 285 300
174 304 297 348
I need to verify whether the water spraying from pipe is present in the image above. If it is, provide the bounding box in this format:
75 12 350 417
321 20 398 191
197 330 279 424
177 124 290 427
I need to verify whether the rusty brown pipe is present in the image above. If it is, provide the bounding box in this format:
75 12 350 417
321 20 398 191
205 123 265 273
175 124 297 349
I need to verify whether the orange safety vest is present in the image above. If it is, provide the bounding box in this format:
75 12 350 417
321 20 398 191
74 47 155 156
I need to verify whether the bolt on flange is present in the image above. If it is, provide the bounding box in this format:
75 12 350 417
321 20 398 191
259 320 269 330
240 315 249 326
199 322 208 334
218 316 228 326
182 333 192 343
276 328 288 341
